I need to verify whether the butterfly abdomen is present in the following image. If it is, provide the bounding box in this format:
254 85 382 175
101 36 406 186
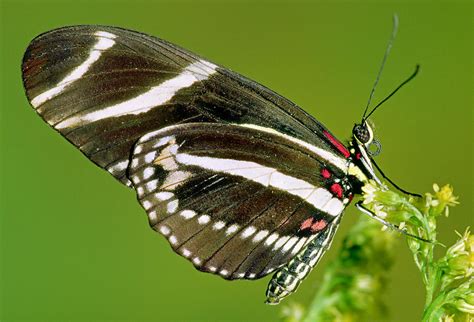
266 216 341 304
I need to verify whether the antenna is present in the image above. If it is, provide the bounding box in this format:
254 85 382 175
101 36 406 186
364 64 420 119
361 14 399 121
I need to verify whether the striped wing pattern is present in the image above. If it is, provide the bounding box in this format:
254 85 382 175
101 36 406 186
22 25 346 186
21 26 353 282
128 123 348 279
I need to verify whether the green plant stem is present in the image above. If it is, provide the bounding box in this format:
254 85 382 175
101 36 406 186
422 290 447 322
402 200 439 311
301 270 336 322
302 292 340 322
424 266 435 310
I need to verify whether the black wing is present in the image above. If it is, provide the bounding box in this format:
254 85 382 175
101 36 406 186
129 123 348 279
21 25 348 185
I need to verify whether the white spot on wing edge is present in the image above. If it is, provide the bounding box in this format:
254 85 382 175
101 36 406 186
154 192 174 201
32 31 117 108
225 224 239 235
182 248 191 257
142 167 154 180
131 159 139 169
134 145 143 154
253 230 269 242
148 210 157 222
213 221 225 230
131 175 141 185
262 268 276 275
107 160 128 174
145 179 159 192
159 225 170 236
264 233 279 246
55 60 217 129
144 151 157 163
166 200 179 214
197 215 210 225
142 200 153 210
169 235 178 245
180 210 196 220
241 226 257 239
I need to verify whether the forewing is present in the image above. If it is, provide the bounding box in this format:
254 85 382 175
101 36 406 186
22 25 348 185
129 123 348 279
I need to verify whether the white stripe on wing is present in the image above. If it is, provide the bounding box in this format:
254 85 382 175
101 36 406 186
174 150 344 216
55 59 217 129
31 31 117 108
238 124 348 172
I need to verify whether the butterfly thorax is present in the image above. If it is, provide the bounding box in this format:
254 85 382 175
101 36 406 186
347 121 382 188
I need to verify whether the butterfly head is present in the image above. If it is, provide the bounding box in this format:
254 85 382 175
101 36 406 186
353 120 374 146
353 120 381 154
348 120 383 186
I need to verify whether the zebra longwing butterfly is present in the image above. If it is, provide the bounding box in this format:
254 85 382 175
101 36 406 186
21 24 412 304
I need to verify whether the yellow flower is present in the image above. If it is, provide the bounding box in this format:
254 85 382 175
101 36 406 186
434 184 459 216
446 228 474 279
362 181 378 204
425 193 437 208
372 204 387 219
467 235 474 275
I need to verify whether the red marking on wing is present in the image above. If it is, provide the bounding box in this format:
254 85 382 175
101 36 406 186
356 152 361 160
321 168 331 179
300 217 314 231
310 219 327 233
330 183 344 198
323 130 350 158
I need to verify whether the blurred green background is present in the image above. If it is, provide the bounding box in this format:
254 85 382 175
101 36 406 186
0 0 472 321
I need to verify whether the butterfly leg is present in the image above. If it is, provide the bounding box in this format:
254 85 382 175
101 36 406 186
355 201 431 243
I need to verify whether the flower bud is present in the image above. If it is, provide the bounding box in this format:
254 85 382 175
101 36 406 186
444 229 474 279
454 297 474 314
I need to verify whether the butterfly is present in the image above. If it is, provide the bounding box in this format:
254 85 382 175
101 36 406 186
21 22 419 304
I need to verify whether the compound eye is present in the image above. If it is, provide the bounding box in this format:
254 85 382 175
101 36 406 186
353 123 371 144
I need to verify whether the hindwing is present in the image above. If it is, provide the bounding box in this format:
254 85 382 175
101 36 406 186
128 123 348 279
